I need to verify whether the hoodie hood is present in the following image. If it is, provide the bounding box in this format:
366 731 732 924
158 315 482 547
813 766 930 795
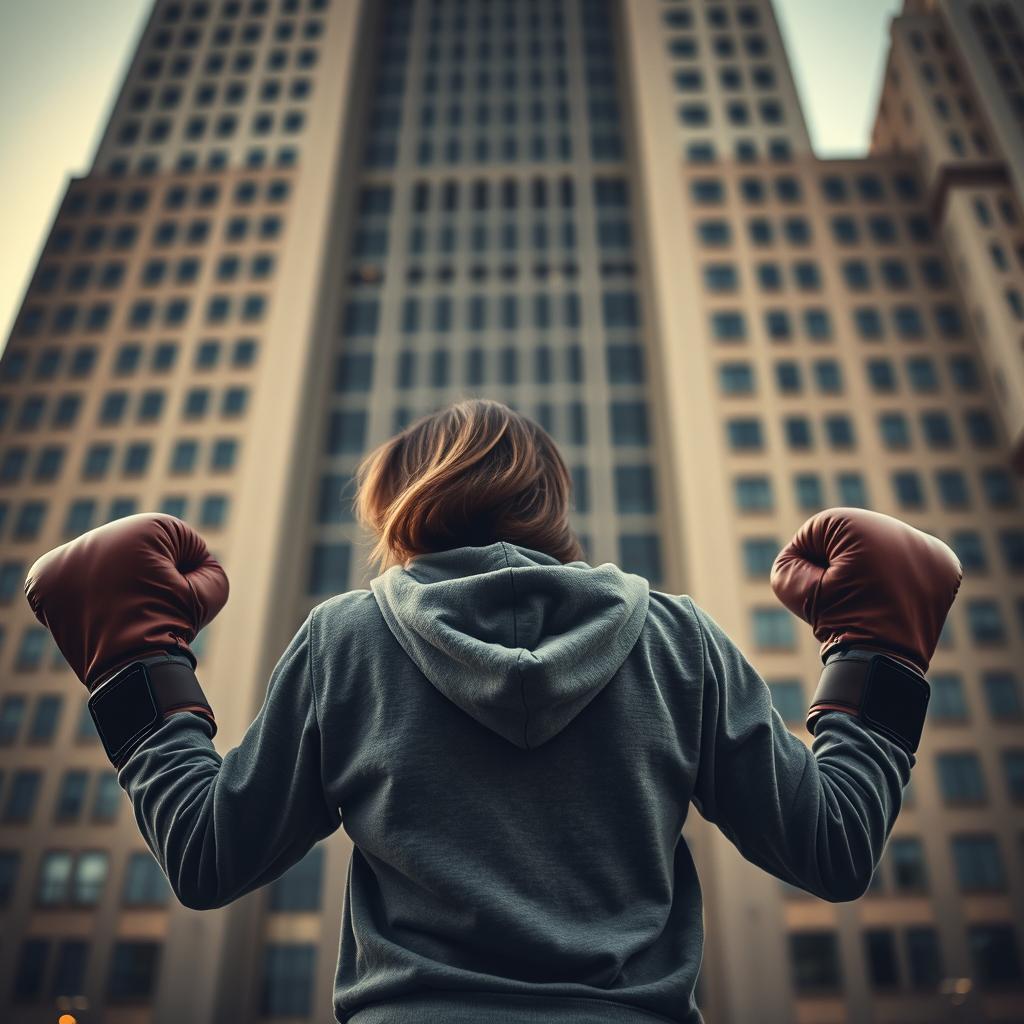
369 540 650 750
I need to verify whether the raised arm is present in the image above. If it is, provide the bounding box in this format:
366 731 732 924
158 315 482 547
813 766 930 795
24 512 341 910
690 507 962 902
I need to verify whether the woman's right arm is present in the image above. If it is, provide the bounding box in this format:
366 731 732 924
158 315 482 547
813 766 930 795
685 597 911 903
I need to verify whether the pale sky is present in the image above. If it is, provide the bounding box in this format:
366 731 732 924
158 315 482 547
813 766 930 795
0 0 902 345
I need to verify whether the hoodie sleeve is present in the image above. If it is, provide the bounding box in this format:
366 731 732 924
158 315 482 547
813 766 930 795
685 596 913 903
117 608 342 910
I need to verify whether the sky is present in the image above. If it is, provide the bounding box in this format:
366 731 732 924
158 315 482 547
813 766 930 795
0 0 902 344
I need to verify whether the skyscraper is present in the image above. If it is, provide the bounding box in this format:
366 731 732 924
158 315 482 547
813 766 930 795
0 0 1021 1021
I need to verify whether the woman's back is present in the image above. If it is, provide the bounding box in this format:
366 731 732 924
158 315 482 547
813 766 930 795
307 539 909 1023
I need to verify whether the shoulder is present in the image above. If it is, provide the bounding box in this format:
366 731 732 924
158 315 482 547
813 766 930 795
638 590 706 672
310 589 383 647
645 589 703 639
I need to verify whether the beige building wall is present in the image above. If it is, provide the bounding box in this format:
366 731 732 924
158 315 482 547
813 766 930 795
872 0 1024 469
622 2 1024 1020
0 1 1023 1022
0 1 369 1021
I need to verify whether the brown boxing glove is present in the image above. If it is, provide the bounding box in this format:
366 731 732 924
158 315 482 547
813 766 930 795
24 513 229 767
771 507 963 753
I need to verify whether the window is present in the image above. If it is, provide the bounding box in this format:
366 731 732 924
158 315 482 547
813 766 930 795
261 944 316 1016
269 845 323 911
930 673 968 721
308 543 350 596
784 417 812 450
614 466 656 514
15 627 49 671
71 850 108 905
935 469 969 510
921 410 955 449
76 701 99 742
965 409 997 448
812 360 842 394
889 836 928 892
984 672 1022 720
4 770 41 822
183 388 209 420
704 264 739 292
712 311 747 341
54 770 89 823
64 499 95 539
719 363 755 395
824 415 855 449
821 176 848 202
864 929 899 989
37 850 73 905
878 412 910 450
0 695 26 745
757 263 782 290
698 220 732 246
14 501 46 541
804 309 832 341
199 494 228 528
836 473 868 507
122 442 152 477
741 537 779 577
967 925 1021 990
107 941 161 1002
783 218 810 244
766 680 803 724
790 473 821 511
618 534 662 584
789 931 841 992
0 849 20 906
342 300 379 337
952 834 1005 891
727 418 763 451
691 178 724 204
92 771 121 823
793 262 821 290
602 291 640 328
735 476 773 512
752 608 795 649
610 402 649 446
774 361 802 393
221 387 248 417
982 467 1017 509
866 359 897 393
841 259 871 292
51 940 88 999
853 307 883 340
1002 750 1024 802
905 927 943 990
936 752 986 804
12 939 48 1002
334 353 373 392
893 306 924 339
968 599 1006 645
138 390 165 422
1000 530 1024 574
123 852 170 907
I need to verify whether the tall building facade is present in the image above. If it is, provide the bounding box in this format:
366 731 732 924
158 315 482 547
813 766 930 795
0 0 1021 1021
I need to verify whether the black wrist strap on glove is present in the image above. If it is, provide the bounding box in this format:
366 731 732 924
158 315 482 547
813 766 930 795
88 652 216 769
807 648 930 755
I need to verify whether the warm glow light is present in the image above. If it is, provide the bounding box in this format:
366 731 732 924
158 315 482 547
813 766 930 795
58 1015 77 1024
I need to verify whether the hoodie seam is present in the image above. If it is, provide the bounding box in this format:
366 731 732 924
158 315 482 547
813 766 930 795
500 541 531 750
307 605 343 827
684 595 715 822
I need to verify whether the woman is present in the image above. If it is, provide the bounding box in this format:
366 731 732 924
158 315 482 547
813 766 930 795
25 397 962 1023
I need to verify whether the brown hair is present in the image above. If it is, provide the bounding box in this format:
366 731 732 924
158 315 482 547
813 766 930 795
353 398 586 575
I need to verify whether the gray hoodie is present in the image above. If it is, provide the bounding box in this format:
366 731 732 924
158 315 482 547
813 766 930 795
121 539 912 1024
